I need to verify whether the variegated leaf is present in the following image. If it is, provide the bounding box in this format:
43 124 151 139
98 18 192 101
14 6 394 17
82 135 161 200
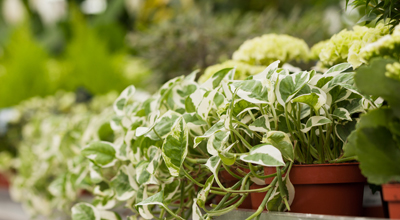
162 117 188 176
276 71 311 106
301 116 332 133
239 144 285 167
82 141 117 168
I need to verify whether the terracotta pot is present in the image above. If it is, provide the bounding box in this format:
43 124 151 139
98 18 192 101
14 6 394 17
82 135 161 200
263 163 366 216
382 183 400 219
217 168 252 209
249 184 267 210
0 172 10 188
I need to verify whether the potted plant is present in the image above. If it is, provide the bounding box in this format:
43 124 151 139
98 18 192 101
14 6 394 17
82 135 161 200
69 56 371 220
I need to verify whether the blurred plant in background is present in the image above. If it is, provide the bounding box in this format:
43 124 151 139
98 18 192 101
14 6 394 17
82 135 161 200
1 92 118 218
129 3 338 83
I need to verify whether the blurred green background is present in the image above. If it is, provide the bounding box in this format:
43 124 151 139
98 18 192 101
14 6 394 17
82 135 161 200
0 0 362 157
0 0 360 108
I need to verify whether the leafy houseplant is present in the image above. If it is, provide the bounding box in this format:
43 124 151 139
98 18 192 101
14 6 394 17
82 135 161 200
345 57 400 218
72 56 372 219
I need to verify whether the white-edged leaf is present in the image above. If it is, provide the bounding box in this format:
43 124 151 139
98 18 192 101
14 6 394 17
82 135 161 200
82 141 117 168
197 175 214 208
72 203 101 220
192 199 205 220
276 71 311 106
249 115 271 133
113 86 136 116
162 118 188 177
99 210 122 220
194 120 226 148
205 156 221 176
292 92 326 112
265 131 294 161
110 166 135 201
332 107 352 121
239 145 285 167
301 116 332 133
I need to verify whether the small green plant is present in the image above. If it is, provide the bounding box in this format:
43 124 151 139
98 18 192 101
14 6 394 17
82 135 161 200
344 57 400 185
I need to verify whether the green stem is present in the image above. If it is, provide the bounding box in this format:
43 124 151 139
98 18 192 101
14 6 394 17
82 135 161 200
231 129 253 150
245 178 278 220
222 163 242 180
268 103 279 130
185 157 208 164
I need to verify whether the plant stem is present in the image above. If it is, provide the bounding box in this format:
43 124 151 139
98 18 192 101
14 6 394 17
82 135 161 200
245 177 278 220
231 128 253 150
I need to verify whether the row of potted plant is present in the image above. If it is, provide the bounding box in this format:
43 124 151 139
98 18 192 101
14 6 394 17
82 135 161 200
70 23 400 219
2 14 400 220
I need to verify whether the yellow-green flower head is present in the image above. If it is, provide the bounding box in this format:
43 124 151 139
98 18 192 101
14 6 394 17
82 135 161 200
386 62 400 81
319 23 389 68
232 34 309 66
199 60 266 83
359 24 400 64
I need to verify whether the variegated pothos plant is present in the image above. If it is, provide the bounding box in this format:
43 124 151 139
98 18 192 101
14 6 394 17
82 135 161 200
73 61 376 219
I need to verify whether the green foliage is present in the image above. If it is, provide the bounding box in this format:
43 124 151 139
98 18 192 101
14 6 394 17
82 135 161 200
70 59 372 219
345 57 400 184
7 92 118 218
347 0 400 30
0 24 52 107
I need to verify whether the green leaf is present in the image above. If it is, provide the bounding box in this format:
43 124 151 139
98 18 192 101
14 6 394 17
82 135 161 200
230 79 272 104
292 92 326 112
276 71 311 106
354 108 400 184
194 120 226 148
219 142 237 166
162 118 188 176
357 126 400 184
197 175 214 208
335 120 357 143
138 111 181 141
202 68 235 90
136 190 185 220
163 178 180 202
72 203 100 220
343 131 357 158
249 60 280 80
82 141 116 168
136 190 164 207
113 85 136 116
239 144 285 167
325 63 352 74
265 131 294 161
332 107 352 121
192 198 205 220
205 156 221 175
249 115 270 133
99 211 122 220
110 166 135 201
355 58 400 117
301 116 332 133
207 131 229 156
